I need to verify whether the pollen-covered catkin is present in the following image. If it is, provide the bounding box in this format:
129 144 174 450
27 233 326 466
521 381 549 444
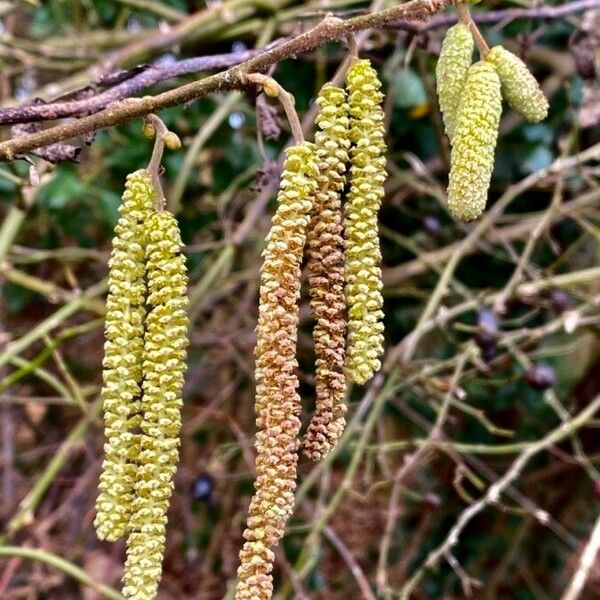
303 84 349 462
235 142 318 600
122 212 189 600
486 45 548 123
94 170 154 542
436 23 474 140
344 59 387 385
447 61 502 222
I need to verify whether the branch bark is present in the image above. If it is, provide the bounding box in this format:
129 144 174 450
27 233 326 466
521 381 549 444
0 0 454 161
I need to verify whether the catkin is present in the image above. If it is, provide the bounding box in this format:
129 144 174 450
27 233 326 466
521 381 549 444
122 212 189 600
436 23 474 140
344 59 387 385
486 45 548 123
303 84 349 461
235 142 318 600
94 170 154 542
447 61 502 222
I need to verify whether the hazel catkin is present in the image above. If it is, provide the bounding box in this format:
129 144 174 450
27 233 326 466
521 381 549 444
446 61 502 222
485 45 548 123
344 59 387 385
303 84 350 462
436 23 474 140
94 169 154 542
235 142 318 600
122 211 189 600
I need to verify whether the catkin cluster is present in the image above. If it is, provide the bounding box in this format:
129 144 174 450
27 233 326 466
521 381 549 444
237 60 387 600
437 25 548 221
95 171 189 600
344 59 387 385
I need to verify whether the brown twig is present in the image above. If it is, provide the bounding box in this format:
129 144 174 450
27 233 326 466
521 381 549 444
388 0 600 32
0 43 283 125
0 0 455 161
245 73 304 143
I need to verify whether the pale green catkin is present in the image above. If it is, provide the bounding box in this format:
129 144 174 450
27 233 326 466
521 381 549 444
486 45 549 123
447 61 502 222
94 169 154 542
436 23 474 140
344 59 387 385
122 211 189 600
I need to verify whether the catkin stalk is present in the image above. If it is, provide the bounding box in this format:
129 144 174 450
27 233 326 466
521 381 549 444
94 170 154 542
344 59 387 385
303 84 350 461
235 142 318 600
446 61 502 222
122 211 189 600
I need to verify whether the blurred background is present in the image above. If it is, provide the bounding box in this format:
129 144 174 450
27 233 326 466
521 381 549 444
0 1 600 598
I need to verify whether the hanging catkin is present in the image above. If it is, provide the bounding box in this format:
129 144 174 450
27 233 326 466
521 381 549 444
436 23 474 140
122 211 189 600
446 61 502 221
344 59 387 385
485 45 549 123
303 84 350 462
94 170 154 542
235 142 318 600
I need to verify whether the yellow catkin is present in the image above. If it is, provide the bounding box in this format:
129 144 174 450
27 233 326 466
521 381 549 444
486 45 549 123
447 61 502 222
436 23 474 140
122 211 189 600
303 84 349 461
235 142 318 600
344 59 387 385
94 170 154 542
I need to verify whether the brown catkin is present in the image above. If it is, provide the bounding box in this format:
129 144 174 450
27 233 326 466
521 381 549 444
94 170 154 542
303 84 350 462
235 142 318 600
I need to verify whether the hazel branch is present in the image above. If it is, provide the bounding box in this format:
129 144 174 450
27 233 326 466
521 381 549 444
0 0 455 161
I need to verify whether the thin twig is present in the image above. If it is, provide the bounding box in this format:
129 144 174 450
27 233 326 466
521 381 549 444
245 74 304 143
561 513 600 600
399 391 600 598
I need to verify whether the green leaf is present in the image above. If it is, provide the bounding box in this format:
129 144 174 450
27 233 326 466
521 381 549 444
393 68 427 108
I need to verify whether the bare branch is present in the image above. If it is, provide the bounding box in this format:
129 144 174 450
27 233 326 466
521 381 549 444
0 0 454 161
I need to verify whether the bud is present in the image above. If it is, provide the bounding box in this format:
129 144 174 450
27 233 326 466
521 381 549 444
261 79 279 98
436 24 474 140
446 61 502 221
486 46 549 123
142 121 156 139
163 131 182 150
